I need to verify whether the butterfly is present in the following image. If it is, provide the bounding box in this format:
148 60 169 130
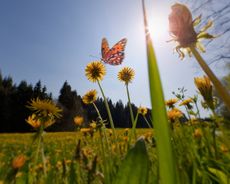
101 38 127 65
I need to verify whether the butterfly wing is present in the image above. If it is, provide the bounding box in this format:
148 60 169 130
101 38 110 60
102 38 127 65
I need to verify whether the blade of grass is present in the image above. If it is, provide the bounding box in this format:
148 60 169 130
112 139 149 184
142 0 178 183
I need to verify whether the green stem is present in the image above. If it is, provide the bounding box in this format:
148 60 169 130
98 129 110 184
211 109 218 159
129 113 139 146
92 102 110 148
92 103 103 121
97 80 116 136
34 126 43 165
194 100 201 119
185 106 192 124
40 132 47 176
190 46 230 112
126 84 135 125
143 116 152 128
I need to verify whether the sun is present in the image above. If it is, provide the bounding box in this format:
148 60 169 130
148 7 171 43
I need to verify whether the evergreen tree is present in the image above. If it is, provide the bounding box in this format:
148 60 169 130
55 81 86 131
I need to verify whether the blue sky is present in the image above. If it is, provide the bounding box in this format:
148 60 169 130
0 0 225 117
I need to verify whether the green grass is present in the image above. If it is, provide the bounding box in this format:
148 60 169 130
0 126 230 184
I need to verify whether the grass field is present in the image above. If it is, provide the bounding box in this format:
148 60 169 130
0 126 230 184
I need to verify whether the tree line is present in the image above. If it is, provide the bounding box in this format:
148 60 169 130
0 72 151 133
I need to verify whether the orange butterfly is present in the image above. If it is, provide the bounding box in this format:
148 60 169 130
101 38 127 65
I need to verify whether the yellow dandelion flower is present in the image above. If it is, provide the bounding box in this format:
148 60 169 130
26 114 55 129
27 98 62 119
12 155 26 169
90 121 97 129
167 108 183 122
74 115 84 126
85 61 106 82
179 98 193 107
138 106 148 116
82 89 97 104
26 114 41 129
118 67 135 84
44 118 55 128
165 98 179 108
169 3 216 59
193 128 202 139
194 76 214 110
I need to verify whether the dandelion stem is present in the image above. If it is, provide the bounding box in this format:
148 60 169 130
34 126 42 165
97 80 116 137
92 102 110 148
190 45 230 112
129 113 139 146
41 132 47 176
125 84 135 126
143 116 152 128
194 100 201 119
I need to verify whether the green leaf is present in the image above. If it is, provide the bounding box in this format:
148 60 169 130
208 167 229 184
113 139 149 184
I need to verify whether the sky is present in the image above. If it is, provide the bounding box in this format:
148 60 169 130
0 0 226 117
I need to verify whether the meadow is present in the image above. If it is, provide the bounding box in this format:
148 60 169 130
1 126 230 184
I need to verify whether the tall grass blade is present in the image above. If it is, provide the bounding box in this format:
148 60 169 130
142 0 178 183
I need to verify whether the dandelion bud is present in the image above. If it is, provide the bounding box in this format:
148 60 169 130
12 155 26 170
169 3 196 47
194 76 214 110
168 3 215 59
